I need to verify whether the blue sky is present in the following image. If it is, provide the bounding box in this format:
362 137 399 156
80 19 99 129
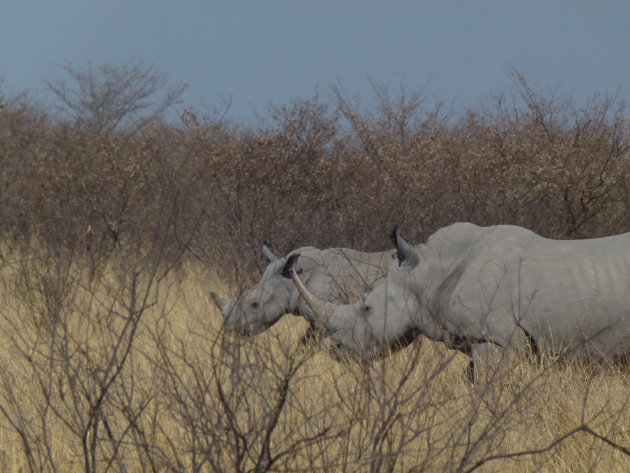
2 1 629 122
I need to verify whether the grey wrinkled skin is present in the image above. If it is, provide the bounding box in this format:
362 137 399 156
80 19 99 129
296 223 630 369
211 244 395 342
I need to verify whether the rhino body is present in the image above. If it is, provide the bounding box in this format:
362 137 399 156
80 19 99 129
212 245 395 339
292 223 630 364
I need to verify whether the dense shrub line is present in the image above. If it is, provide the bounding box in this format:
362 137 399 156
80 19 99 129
1 78 628 279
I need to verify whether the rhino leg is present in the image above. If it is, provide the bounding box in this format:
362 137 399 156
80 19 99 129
458 343 498 383
463 343 504 383
468 330 534 383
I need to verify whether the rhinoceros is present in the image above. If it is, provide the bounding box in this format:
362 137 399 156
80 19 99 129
291 223 630 370
211 243 395 342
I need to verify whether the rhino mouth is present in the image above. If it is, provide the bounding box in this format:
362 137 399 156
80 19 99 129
327 325 421 361
223 318 254 336
226 326 254 337
224 309 283 337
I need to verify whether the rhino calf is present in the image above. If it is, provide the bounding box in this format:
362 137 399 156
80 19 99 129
211 243 395 343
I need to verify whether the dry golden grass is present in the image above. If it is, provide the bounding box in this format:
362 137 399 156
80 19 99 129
0 260 628 472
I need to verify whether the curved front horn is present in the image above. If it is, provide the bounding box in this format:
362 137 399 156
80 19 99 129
261 242 279 262
291 268 335 325
210 291 233 319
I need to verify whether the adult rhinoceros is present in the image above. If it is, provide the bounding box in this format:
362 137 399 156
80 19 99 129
211 244 395 342
291 223 630 369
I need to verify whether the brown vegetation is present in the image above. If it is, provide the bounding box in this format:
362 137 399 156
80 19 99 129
0 64 628 471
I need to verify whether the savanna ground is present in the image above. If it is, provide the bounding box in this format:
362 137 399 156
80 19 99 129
0 62 628 472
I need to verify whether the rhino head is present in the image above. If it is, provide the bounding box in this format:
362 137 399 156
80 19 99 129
291 232 441 358
211 243 304 335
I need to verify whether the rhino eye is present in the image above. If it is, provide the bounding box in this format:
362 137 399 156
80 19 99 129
362 305 371 314
250 301 259 309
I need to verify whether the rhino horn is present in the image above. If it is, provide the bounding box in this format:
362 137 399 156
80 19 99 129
291 268 335 324
261 242 279 262
393 230 420 268
210 291 232 319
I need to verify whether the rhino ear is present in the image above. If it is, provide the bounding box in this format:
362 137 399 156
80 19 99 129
393 230 420 269
390 227 400 247
261 242 279 262
281 253 300 279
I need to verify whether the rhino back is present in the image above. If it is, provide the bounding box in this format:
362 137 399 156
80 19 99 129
296 247 395 307
448 228 630 356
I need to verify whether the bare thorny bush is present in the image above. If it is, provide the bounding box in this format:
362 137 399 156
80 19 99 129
1 65 629 269
0 64 628 471
150 331 628 472
0 194 192 472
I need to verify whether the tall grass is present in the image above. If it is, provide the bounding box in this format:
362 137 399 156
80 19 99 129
0 258 627 472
